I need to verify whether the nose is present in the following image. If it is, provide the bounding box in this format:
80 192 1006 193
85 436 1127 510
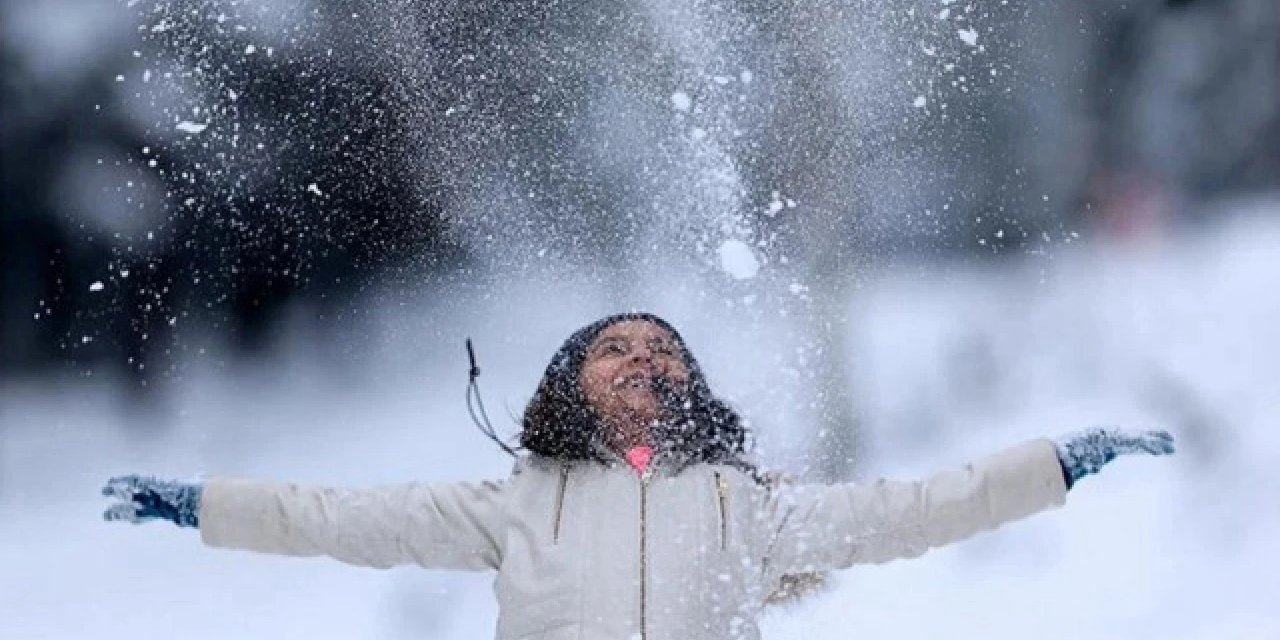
629 343 657 366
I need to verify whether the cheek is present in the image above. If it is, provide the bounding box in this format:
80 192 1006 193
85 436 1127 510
580 364 614 402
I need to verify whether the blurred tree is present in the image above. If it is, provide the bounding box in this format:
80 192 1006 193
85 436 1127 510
1 0 1275 441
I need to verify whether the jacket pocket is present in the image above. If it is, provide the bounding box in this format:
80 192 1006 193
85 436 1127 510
551 465 570 544
713 471 730 550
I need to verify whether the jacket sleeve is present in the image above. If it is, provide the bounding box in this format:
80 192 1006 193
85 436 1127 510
198 478 507 571
762 438 1067 577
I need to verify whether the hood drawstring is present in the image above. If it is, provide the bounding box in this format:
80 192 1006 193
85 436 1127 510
466 338 518 457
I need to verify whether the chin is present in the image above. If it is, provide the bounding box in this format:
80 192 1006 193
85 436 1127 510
620 402 661 422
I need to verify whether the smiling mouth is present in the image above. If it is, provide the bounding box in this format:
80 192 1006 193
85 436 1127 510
617 373 655 389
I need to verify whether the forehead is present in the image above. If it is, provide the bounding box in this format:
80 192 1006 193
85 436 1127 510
590 319 677 344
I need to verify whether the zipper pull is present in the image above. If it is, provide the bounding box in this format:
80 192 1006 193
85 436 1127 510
552 465 570 544
714 470 730 550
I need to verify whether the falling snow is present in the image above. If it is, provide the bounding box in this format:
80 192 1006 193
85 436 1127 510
717 239 760 280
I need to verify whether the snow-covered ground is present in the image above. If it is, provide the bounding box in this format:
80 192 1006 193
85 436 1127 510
2 202 1277 639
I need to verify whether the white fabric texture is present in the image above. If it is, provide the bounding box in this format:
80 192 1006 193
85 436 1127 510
199 437 1067 640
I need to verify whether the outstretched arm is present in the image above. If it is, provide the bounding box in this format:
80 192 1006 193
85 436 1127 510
103 475 507 572
763 430 1174 577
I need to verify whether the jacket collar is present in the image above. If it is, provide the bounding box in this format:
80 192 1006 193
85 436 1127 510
588 438 693 477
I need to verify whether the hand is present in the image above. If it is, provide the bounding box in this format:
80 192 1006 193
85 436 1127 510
1054 428 1175 490
102 475 203 528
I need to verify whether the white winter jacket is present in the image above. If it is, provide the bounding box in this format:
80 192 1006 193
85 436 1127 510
199 437 1067 639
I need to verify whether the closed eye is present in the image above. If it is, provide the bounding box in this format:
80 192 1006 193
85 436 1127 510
593 338 628 356
649 340 680 356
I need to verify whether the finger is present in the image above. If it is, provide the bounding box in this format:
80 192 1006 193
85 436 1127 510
101 475 146 499
1142 434 1175 455
103 502 142 523
1109 433 1148 452
1130 429 1171 449
1118 432 1173 456
1085 426 1112 440
1109 439 1155 457
1132 441 1158 456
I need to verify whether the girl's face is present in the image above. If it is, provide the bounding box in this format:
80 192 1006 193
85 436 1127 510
579 320 692 427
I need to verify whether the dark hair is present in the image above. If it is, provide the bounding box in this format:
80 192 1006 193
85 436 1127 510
519 312 754 471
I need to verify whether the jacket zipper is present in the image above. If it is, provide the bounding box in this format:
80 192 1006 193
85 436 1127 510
639 468 652 640
552 465 569 544
714 471 730 550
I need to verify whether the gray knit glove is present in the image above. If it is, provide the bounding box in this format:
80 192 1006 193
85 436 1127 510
1053 428 1175 490
102 475 203 528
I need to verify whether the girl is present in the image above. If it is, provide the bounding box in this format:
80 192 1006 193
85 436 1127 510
103 312 1174 639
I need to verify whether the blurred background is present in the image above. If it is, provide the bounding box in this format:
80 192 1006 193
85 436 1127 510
2 0 1278 638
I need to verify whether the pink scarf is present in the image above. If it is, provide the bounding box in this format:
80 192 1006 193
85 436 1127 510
623 445 654 474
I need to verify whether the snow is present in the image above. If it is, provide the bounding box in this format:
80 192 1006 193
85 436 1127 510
957 28 979 47
88 281 104 292
717 238 760 280
174 121 207 134
912 96 927 108
671 91 692 112
764 192 796 217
